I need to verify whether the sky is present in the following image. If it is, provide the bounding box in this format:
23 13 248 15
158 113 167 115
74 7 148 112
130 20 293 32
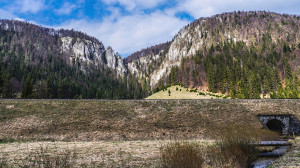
0 0 300 57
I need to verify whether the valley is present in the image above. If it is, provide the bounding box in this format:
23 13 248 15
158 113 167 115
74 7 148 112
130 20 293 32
0 11 300 99
0 10 300 168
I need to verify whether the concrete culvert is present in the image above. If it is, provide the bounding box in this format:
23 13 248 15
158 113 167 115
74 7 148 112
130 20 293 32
266 119 284 134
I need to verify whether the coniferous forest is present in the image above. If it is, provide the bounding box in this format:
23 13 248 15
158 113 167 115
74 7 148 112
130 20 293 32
151 12 300 99
0 20 147 99
165 39 299 98
0 11 300 99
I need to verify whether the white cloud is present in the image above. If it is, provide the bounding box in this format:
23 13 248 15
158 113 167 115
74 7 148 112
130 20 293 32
56 10 188 56
176 0 300 18
13 17 25 21
0 9 17 19
55 2 79 15
54 0 300 57
101 0 167 11
2 0 300 58
15 0 45 13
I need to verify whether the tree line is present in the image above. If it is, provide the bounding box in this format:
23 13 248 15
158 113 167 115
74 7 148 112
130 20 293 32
162 37 299 99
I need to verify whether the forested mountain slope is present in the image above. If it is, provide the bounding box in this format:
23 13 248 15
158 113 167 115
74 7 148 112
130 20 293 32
0 11 299 99
126 11 300 98
0 20 146 99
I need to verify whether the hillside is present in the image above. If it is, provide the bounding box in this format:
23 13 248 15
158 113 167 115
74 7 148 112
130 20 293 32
0 20 146 99
146 85 225 99
0 12 300 99
125 11 300 99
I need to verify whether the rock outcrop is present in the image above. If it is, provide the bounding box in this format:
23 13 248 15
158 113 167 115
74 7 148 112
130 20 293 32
125 11 300 89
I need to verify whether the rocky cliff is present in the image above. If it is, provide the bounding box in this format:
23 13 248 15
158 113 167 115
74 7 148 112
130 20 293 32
0 19 126 76
125 11 300 91
60 37 126 76
0 19 145 99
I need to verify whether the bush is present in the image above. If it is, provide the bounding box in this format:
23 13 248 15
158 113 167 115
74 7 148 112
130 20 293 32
199 92 205 96
206 124 280 168
160 142 203 168
189 89 198 93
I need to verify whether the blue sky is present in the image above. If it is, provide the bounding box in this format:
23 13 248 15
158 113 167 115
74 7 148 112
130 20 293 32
0 0 300 57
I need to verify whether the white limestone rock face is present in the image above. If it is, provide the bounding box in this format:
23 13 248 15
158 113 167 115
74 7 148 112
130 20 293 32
127 52 161 79
139 19 245 88
105 46 116 70
105 46 127 76
61 37 126 76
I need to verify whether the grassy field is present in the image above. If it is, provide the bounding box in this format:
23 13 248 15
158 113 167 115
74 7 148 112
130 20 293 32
0 99 299 167
0 99 299 141
0 139 214 167
146 85 226 99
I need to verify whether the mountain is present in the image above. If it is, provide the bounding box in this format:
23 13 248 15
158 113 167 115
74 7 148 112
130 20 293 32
0 19 146 99
0 11 299 99
125 11 300 98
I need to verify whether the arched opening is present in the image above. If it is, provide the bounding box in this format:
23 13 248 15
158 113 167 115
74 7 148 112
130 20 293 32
266 119 284 134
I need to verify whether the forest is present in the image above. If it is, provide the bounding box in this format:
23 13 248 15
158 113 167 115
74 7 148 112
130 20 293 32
0 20 147 99
164 37 300 98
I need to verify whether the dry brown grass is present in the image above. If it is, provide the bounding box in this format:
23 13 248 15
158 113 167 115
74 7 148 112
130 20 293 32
205 124 281 168
0 99 298 142
0 99 297 167
160 142 204 168
268 137 300 168
0 140 214 167
158 124 281 168
0 145 76 168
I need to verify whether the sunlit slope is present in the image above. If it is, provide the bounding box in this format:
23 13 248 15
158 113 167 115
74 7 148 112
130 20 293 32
146 85 225 99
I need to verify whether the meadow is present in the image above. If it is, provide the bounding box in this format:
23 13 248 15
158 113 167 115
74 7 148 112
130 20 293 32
0 99 299 167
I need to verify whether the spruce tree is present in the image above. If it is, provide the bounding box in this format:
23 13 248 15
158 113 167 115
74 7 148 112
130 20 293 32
46 77 53 98
0 64 3 96
207 63 216 93
22 74 33 98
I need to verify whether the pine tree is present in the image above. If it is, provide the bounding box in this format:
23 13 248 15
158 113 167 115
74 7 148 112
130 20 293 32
207 63 216 93
46 77 53 98
3 78 16 98
22 74 33 98
0 64 3 96
277 85 286 99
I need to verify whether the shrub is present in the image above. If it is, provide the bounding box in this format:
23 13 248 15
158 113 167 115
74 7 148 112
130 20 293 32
199 92 205 96
160 142 203 168
189 89 198 93
206 124 280 168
